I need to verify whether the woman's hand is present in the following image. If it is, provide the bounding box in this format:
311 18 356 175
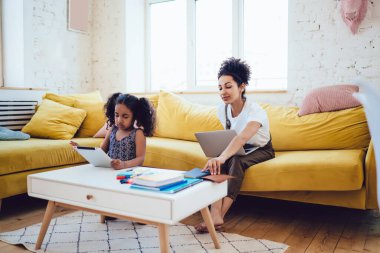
69 141 79 147
202 157 226 175
111 159 125 170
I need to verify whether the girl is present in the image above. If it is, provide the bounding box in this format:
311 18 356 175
195 57 275 233
71 93 156 170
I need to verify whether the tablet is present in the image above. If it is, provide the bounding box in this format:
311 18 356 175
74 146 112 168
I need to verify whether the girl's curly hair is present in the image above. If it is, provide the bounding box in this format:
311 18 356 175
104 92 122 129
218 57 251 100
104 93 156 137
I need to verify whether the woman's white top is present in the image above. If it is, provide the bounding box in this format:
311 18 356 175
217 100 270 147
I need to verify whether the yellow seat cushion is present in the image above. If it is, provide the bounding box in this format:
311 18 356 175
22 99 87 140
262 104 370 151
242 149 365 191
144 138 364 192
0 138 103 175
74 100 106 137
143 137 207 170
155 91 223 141
43 91 103 107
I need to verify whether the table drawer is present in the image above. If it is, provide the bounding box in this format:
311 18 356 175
29 178 172 220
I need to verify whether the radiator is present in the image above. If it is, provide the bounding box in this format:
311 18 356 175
0 100 38 130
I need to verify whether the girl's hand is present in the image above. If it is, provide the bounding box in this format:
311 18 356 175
202 157 226 175
69 141 79 147
111 159 125 170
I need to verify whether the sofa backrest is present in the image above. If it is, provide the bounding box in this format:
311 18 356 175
262 104 370 151
147 91 370 151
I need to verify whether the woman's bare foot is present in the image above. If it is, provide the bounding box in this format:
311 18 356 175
194 222 224 234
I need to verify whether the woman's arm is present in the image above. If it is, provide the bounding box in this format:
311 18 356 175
123 129 146 168
100 128 112 153
204 121 261 175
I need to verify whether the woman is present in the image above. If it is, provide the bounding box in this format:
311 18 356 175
195 57 275 233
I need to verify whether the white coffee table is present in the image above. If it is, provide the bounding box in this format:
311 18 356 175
27 164 227 253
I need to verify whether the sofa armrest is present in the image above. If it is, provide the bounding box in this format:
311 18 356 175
365 140 378 209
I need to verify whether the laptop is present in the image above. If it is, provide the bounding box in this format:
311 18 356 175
74 146 112 168
195 130 259 157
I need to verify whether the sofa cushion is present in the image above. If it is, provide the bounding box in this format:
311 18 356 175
145 94 159 110
43 91 103 107
74 100 106 137
298 84 361 116
0 127 30 140
22 99 87 140
262 104 370 151
93 123 108 138
0 138 103 176
143 137 364 192
143 137 208 170
242 149 365 191
155 91 223 141
43 91 105 138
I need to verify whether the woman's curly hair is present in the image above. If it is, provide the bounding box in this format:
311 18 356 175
218 57 251 100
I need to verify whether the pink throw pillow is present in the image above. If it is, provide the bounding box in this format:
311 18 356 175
93 123 108 138
298 84 361 116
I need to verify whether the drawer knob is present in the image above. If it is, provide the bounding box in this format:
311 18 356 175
86 194 93 200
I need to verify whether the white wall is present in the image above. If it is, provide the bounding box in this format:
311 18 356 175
91 0 126 97
2 0 25 86
2 0 93 93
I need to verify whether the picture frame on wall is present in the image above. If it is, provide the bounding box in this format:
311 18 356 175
68 0 89 34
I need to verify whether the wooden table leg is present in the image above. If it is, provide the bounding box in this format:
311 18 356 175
100 215 106 223
200 207 221 249
158 223 169 253
35 201 56 250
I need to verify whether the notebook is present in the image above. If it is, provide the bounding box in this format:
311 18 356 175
133 172 184 187
131 178 203 194
195 130 259 157
74 146 112 168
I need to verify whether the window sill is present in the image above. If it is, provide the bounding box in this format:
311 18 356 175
132 89 288 96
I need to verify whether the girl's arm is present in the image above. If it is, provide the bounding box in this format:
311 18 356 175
100 128 112 153
203 121 261 174
123 129 146 168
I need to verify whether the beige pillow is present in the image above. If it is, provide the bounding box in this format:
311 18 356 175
93 122 108 138
22 99 87 140
155 91 223 141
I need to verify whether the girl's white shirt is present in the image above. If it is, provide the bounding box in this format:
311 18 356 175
217 100 270 147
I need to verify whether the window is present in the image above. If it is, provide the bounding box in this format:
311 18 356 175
149 0 187 91
146 0 288 92
243 0 288 90
196 0 232 87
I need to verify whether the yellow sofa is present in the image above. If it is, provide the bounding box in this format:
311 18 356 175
0 91 377 210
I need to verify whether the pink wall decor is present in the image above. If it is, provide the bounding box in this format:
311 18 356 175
340 0 368 34
68 0 89 33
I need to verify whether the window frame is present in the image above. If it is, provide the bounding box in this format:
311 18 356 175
145 0 287 93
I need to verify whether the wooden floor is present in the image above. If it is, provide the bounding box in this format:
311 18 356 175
0 194 379 253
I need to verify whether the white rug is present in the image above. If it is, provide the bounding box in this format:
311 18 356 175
0 211 288 253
